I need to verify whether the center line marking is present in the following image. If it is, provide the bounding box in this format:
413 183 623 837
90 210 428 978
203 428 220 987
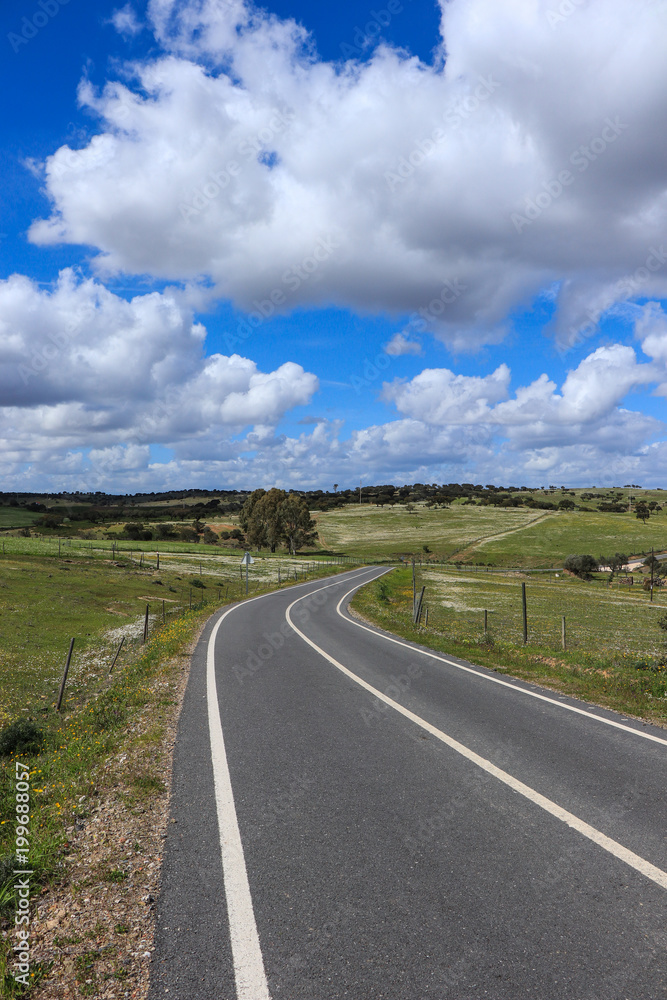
286 585 667 892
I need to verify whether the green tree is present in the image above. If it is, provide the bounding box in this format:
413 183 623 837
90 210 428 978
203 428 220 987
563 554 598 579
240 489 318 553
279 495 317 555
635 501 650 523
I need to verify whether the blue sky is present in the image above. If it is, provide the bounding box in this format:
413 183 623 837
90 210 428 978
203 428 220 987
1 0 667 492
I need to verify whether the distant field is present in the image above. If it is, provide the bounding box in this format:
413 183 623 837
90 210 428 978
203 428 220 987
314 504 547 559
313 502 667 566
467 510 667 567
0 507 40 529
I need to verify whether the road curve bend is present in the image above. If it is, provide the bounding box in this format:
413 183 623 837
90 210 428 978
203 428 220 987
148 567 667 1000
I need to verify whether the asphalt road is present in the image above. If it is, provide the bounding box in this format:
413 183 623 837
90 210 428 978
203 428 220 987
148 566 667 1000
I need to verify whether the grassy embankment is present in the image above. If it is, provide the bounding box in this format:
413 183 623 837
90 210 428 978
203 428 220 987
352 567 667 727
0 548 350 996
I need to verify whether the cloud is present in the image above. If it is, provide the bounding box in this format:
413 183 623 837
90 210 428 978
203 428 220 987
383 364 511 424
110 4 143 36
0 269 318 469
384 332 423 356
25 0 667 349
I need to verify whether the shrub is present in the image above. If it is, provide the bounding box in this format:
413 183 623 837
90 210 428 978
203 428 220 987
0 719 45 757
191 578 205 589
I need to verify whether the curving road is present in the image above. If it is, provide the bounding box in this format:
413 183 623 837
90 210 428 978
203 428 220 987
148 567 667 1000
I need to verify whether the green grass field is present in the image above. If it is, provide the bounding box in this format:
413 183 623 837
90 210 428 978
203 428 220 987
313 504 548 559
313 501 667 567
467 510 667 567
0 546 345 727
418 566 667 656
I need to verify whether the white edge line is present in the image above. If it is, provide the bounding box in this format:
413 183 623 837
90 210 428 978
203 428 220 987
286 585 667 892
204 567 376 998
335 572 667 748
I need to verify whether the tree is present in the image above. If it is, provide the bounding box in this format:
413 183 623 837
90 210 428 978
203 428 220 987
643 554 666 576
563 554 598 579
279 495 317 555
600 552 628 573
635 501 650 523
242 488 284 551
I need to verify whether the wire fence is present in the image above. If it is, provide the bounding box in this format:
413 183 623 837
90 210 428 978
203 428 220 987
415 570 667 659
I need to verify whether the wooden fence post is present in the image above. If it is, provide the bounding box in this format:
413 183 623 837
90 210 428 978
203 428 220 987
522 582 528 644
143 604 149 643
56 639 75 712
414 586 426 625
109 636 124 675
561 615 566 651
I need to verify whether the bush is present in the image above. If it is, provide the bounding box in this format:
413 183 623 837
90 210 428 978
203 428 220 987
191 578 205 589
0 719 45 757
377 579 391 602
563 554 598 579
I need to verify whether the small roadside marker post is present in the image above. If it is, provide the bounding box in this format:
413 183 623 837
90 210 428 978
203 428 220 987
143 604 150 644
241 551 254 596
484 609 488 637
561 615 567 651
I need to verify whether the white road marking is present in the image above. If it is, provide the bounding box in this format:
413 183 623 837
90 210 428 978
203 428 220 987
336 575 667 748
207 611 272 1000
204 567 375 998
286 588 667 892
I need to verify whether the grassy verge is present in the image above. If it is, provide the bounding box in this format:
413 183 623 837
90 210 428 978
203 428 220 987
352 568 667 727
0 556 353 996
